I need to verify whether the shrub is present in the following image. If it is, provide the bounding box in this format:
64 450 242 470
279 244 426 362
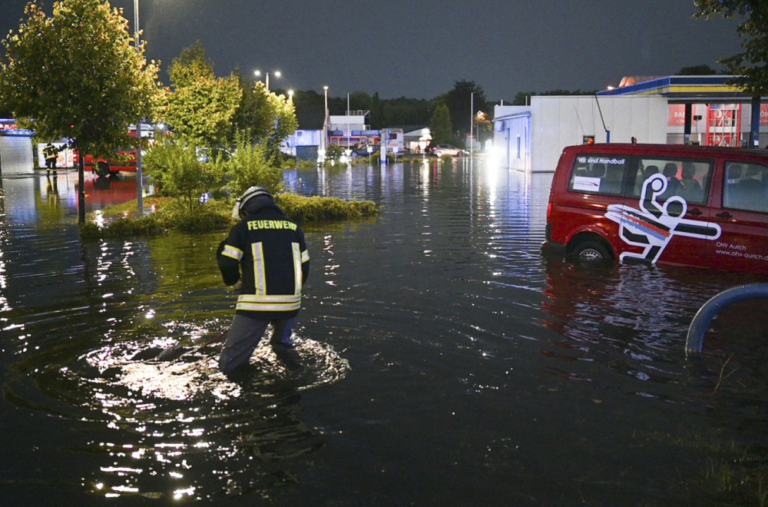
295 158 317 169
275 193 378 222
325 143 343 161
226 131 285 196
143 137 227 213
80 214 166 240
156 198 232 231
369 152 395 165
80 192 379 240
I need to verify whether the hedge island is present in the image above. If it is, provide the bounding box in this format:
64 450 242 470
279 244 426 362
79 193 379 241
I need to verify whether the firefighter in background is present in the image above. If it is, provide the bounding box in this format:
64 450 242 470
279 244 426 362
217 186 310 379
43 143 58 173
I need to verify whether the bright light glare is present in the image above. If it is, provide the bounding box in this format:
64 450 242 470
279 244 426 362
173 486 196 500
485 145 503 170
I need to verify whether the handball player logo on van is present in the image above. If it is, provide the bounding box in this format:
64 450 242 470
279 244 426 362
605 174 722 263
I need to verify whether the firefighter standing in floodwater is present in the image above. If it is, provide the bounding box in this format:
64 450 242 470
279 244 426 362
216 186 310 378
43 143 58 172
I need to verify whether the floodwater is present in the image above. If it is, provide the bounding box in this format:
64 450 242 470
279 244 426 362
1 161 768 506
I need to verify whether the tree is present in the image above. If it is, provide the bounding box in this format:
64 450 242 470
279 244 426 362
250 81 297 162
370 92 384 129
378 96 430 127
233 73 298 154
694 1 768 94
429 103 453 145
226 131 285 196
142 137 226 213
443 80 488 135
474 110 492 144
161 41 240 149
0 0 159 221
512 89 599 105
676 64 721 75
348 91 372 112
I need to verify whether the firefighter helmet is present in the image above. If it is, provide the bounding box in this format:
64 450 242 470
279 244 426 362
235 186 274 218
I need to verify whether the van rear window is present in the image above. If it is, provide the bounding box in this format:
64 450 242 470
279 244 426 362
724 162 768 213
568 155 627 196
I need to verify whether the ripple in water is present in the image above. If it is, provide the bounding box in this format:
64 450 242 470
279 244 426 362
35 335 351 500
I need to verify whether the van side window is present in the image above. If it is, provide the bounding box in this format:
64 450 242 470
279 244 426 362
568 155 626 196
724 162 768 213
631 158 712 205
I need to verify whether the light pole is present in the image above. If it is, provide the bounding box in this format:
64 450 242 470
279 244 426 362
134 0 144 216
254 70 281 91
346 92 350 155
470 91 474 159
322 85 329 159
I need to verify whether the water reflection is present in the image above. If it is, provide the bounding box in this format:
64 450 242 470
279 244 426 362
3 163 768 504
540 254 768 400
0 169 140 224
67 336 347 500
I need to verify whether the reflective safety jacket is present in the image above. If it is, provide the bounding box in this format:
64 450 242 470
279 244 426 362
43 144 57 160
217 205 310 320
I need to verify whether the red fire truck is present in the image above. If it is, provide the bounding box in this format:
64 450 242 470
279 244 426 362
75 125 152 177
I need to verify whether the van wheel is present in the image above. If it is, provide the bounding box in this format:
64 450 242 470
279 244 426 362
96 161 110 178
572 241 611 263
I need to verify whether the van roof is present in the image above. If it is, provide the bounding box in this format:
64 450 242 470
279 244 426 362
564 143 768 159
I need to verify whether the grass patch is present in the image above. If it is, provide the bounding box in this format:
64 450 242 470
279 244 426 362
275 193 378 222
635 428 768 506
80 192 379 240
80 214 166 240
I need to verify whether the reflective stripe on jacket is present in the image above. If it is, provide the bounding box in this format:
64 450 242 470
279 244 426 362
217 205 310 320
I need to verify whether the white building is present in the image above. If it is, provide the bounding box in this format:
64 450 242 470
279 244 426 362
494 96 667 173
493 76 768 173
0 121 35 176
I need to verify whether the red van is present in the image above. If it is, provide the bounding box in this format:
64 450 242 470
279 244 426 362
544 143 768 274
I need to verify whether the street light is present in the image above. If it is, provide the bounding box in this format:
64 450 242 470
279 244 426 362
321 86 329 160
287 89 294 102
254 70 281 91
134 0 144 216
470 91 474 159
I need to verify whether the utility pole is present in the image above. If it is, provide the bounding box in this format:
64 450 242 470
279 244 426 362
134 0 143 216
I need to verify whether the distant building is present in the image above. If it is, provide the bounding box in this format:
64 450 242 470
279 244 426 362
285 111 431 159
328 112 377 148
493 75 768 173
393 126 431 153
0 119 35 176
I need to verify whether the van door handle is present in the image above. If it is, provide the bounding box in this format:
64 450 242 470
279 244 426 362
716 212 733 219
687 209 702 216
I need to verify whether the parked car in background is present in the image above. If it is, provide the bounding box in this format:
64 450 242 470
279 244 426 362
430 144 468 157
352 145 376 157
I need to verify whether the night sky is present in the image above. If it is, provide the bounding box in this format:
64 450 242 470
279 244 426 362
1 0 745 101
